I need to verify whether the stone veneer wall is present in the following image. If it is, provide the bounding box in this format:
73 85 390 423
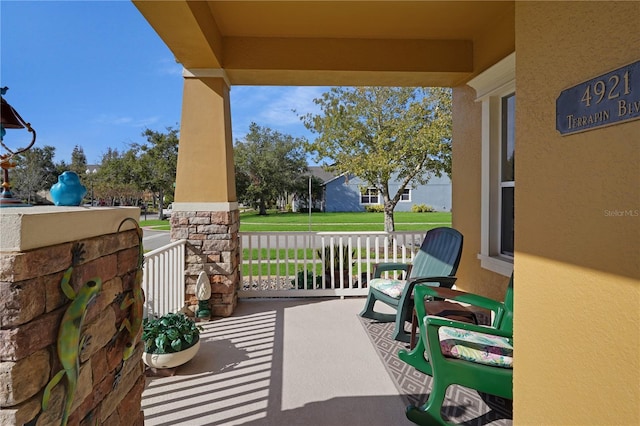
0 227 145 425
170 210 240 317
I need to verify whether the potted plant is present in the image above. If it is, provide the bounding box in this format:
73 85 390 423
318 244 356 288
142 312 203 369
291 269 323 289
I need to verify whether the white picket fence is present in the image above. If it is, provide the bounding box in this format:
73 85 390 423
142 239 186 318
239 231 428 297
142 231 429 315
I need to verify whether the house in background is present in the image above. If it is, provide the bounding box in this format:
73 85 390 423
298 166 452 213
323 172 451 212
290 166 334 212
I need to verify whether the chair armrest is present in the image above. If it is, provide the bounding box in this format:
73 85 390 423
393 276 457 323
414 284 503 313
424 316 512 339
372 262 412 278
408 276 457 289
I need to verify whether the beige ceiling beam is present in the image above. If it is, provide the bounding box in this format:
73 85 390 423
132 0 223 68
224 69 471 88
221 37 472 87
223 37 472 73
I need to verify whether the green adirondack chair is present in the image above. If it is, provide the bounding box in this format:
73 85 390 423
359 227 463 342
398 274 514 425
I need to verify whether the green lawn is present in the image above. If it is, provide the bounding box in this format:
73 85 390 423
138 219 170 229
239 210 451 232
140 211 451 232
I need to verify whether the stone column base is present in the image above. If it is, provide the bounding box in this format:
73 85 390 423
170 209 240 317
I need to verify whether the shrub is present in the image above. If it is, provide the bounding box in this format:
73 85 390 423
411 204 435 213
317 244 355 270
365 205 385 213
291 269 322 289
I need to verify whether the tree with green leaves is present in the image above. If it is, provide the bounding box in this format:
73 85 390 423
11 145 58 204
234 123 308 215
133 127 179 218
69 145 88 177
96 147 143 206
302 87 452 232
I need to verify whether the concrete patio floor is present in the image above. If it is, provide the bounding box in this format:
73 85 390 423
141 297 413 426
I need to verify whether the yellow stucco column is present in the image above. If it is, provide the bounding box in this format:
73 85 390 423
175 71 236 204
170 71 240 317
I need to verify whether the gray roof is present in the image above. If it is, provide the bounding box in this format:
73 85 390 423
307 166 336 183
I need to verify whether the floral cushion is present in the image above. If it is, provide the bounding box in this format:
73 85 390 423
437 326 513 368
369 278 406 299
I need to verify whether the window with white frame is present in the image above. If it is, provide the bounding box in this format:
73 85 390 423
467 53 515 276
360 188 380 204
500 94 515 257
400 188 411 202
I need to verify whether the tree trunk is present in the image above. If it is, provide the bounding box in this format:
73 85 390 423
259 198 267 215
384 202 395 232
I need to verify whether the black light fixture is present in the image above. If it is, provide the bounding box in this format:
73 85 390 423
0 87 37 207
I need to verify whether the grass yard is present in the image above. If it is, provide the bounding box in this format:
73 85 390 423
239 210 451 232
140 210 451 232
138 219 170 229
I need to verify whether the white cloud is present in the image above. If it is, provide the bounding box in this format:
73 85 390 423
260 86 324 125
92 114 160 128
231 86 325 139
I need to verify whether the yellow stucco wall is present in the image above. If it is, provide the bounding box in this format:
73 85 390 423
451 85 510 300
514 2 639 424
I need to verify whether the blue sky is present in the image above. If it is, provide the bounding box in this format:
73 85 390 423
1 0 323 165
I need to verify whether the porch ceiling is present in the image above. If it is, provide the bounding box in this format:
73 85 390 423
133 1 515 87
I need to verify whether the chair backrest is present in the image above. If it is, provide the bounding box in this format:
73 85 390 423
408 227 463 279
495 274 514 333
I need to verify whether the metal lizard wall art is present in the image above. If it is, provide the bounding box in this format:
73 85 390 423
117 217 145 360
41 243 102 426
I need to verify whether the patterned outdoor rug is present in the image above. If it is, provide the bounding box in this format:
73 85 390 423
359 316 513 425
